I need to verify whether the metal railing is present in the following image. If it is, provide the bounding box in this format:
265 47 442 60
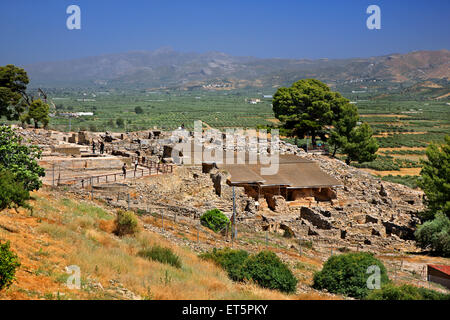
54 167 153 188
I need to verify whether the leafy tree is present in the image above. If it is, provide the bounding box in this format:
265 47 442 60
116 118 125 128
272 79 376 160
312 252 389 299
341 123 379 165
415 213 450 257
418 136 450 220
0 169 30 210
134 106 144 114
0 65 30 120
273 79 346 147
414 137 450 257
0 126 45 191
21 99 50 128
0 241 21 291
328 103 359 157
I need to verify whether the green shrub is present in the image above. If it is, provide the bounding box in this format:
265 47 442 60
138 245 182 269
200 248 249 281
200 249 297 293
114 210 139 237
366 283 450 300
200 209 230 233
0 170 30 210
0 126 45 192
415 213 450 257
0 241 21 291
134 106 144 114
241 250 298 293
312 252 389 299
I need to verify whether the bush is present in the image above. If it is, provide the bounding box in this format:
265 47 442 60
0 170 30 210
241 251 298 294
415 213 450 257
200 209 230 233
0 126 45 191
0 241 21 291
312 252 389 299
114 210 139 236
116 118 124 128
134 106 144 114
200 249 298 294
366 283 450 300
138 245 182 268
200 248 249 281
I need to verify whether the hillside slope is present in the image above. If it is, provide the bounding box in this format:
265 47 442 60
0 187 333 300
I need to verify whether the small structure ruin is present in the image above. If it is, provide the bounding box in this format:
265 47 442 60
206 154 342 211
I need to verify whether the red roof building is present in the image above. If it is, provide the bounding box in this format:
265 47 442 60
427 264 450 289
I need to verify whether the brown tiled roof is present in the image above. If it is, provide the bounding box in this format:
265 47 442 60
218 156 342 188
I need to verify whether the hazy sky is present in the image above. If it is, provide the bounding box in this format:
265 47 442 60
1 0 449 65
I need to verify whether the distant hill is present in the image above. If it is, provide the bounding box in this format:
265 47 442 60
24 48 450 89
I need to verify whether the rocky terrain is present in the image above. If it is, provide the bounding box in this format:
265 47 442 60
4 126 449 300
14 126 425 254
85 155 424 255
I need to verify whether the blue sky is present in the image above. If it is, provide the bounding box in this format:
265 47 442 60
0 0 449 65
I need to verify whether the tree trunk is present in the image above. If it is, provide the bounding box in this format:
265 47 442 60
345 157 351 165
311 132 317 148
34 121 38 129
332 145 338 157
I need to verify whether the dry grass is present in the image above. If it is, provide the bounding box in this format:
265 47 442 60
0 187 314 300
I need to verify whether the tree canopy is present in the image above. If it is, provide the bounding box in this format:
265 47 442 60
340 123 379 165
418 136 450 220
273 79 378 163
273 79 348 146
21 99 50 128
414 136 450 257
0 126 45 191
0 65 30 120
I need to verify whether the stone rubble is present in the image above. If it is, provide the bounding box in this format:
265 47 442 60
13 126 425 253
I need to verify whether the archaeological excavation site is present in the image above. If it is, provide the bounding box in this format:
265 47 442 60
15 125 426 255
1 1 450 307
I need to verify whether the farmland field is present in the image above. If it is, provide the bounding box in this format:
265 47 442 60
9 86 449 184
45 89 276 132
351 99 449 183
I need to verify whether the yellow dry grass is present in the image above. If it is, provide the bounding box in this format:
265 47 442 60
0 187 320 300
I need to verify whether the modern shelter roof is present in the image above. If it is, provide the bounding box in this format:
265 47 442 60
216 155 342 188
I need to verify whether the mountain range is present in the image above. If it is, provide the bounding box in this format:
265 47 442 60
25 48 450 89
